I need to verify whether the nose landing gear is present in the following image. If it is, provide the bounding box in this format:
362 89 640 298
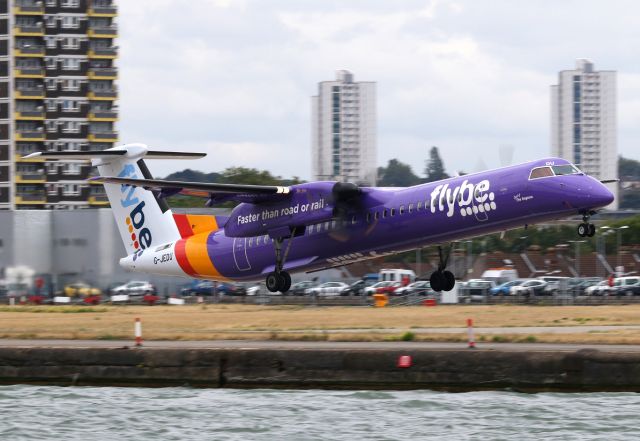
430 245 456 292
577 212 596 238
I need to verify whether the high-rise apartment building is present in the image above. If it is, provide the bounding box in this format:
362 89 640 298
311 70 376 185
0 0 117 210
551 59 617 208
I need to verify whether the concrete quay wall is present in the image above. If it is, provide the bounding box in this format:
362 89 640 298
1 347 640 392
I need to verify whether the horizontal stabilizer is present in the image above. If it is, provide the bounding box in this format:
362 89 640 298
22 150 206 161
90 176 292 205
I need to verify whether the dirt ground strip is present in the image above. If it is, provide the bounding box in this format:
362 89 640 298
2 304 640 343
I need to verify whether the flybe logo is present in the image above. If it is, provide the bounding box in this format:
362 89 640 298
430 179 497 218
118 164 152 250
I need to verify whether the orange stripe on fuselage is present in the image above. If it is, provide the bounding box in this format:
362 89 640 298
184 232 227 280
175 239 198 277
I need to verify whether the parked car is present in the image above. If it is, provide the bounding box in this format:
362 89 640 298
306 282 350 296
464 279 497 300
537 276 570 295
571 278 603 295
511 279 548 296
395 281 432 296
63 282 102 297
181 281 246 296
289 281 317 296
490 279 526 296
585 280 613 296
110 281 156 297
364 281 401 296
375 281 402 295
341 279 375 296
610 277 640 296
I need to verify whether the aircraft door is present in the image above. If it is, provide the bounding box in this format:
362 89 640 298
232 237 251 271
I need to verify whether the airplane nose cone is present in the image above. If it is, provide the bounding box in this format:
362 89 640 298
593 183 615 208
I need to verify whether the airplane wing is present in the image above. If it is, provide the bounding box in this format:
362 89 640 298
89 176 291 205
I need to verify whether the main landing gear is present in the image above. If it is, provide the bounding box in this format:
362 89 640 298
577 212 596 238
265 233 295 293
430 245 456 292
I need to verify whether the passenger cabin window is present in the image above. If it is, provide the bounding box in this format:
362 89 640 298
399 205 405 215
408 204 414 214
417 201 422 211
529 166 554 179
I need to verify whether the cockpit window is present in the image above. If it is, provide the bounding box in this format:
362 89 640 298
552 164 581 176
529 166 554 179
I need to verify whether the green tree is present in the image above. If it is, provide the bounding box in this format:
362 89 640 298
377 159 421 187
164 167 303 208
619 156 640 180
424 146 449 182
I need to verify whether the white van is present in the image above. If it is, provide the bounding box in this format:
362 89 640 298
480 269 518 285
379 269 416 285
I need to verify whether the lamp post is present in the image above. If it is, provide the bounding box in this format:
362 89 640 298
568 240 586 277
599 229 615 278
465 240 473 275
602 225 629 274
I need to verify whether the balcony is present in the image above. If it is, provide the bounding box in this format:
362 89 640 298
88 5 117 17
14 67 45 78
16 130 45 141
88 90 117 100
88 25 117 38
15 88 45 99
88 47 117 59
88 131 118 142
16 171 46 183
88 68 117 79
16 191 47 204
88 111 117 121
14 46 45 57
13 3 44 15
88 195 109 205
15 110 45 120
14 24 44 36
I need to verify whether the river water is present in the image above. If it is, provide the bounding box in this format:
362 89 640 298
1 386 639 440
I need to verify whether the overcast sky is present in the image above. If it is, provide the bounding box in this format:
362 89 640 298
117 0 640 179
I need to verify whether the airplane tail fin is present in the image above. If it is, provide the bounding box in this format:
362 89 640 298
24 143 206 255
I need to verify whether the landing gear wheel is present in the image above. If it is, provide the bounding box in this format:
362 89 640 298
443 270 455 292
430 271 444 292
266 272 280 292
577 223 588 237
587 223 596 237
280 271 291 293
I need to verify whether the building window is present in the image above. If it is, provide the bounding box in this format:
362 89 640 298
45 57 57 69
45 36 57 49
61 79 80 91
62 58 81 70
62 184 80 195
61 16 80 28
62 37 80 49
62 121 80 133
62 100 79 112
46 0 57 7
62 164 81 175
44 15 57 28
61 0 80 9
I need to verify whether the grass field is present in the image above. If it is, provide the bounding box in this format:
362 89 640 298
2 304 640 343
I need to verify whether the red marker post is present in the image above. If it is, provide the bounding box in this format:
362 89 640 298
135 317 143 347
467 318 476 349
